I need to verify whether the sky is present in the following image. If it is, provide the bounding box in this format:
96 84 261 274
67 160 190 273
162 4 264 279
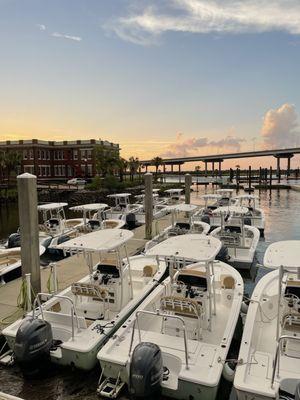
1 0 300 168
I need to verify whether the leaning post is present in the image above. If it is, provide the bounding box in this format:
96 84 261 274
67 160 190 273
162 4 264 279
17 173 41 294
144 173 153 240
185 174 192 204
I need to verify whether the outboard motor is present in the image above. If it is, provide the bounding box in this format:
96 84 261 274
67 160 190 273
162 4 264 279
14 317 53 377
126 213 137 229
129 342 163 399
216 245 229 262
7 232 21 248
201 215 210 225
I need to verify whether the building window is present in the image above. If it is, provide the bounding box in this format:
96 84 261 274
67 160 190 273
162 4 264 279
38 150 41 160
87 149 92 159
73 150 78 160
47 150 50 160
29 150 34 160
87 165 93 176
23 150 28 160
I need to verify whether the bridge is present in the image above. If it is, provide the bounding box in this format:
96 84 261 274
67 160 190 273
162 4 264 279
141 147 300 175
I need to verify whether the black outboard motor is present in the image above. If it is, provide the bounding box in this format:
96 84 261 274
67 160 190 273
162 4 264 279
126 213 137 229
129 342 163 399
7 232 21 248
216 245 229 262
14 317 53 377
201 215 210 225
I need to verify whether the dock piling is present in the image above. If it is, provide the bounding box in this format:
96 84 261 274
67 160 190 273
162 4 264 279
17 172 41 295
185 174 192 204
144 172 153 240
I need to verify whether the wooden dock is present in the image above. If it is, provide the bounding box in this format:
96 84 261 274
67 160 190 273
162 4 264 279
0 215 171 332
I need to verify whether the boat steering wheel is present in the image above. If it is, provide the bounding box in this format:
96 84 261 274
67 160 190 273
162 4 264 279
283 293 300 309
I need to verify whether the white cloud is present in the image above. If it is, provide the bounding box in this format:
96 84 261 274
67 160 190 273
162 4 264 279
37 24 46 31
161 133 245 157
106 0 300 45
261 103 300 148
51 32 82 42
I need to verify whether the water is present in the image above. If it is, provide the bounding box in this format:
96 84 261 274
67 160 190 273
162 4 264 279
1 187 300 399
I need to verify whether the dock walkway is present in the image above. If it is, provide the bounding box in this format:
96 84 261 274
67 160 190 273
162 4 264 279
0 215 171 332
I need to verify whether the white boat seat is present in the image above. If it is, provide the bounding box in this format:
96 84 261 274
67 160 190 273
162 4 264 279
71 282 109 300
143 264 158 277
221 275 235 289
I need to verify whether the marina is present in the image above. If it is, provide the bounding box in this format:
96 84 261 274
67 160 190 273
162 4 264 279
1 178 300 400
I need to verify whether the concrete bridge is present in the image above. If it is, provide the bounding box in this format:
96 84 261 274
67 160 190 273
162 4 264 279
141 147 300 176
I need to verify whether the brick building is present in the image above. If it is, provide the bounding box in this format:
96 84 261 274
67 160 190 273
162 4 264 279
0 139 119 181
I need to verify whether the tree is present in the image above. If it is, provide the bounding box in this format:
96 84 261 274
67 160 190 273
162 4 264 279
128 156 140 181
118 158 128 182
0 151 5 183
151 156 163 181
4 151 22 186
94 146 119 177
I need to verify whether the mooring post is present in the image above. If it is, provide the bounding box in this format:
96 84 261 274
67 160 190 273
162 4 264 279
185 173 192 204
17 173 41 295
248 166 252 189
144 172 153 240
269 166 272 191
259 167 262 186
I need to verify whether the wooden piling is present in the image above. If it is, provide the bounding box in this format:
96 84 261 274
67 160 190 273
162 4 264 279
17 173 41 294
185 174 192 204
144 173 153 240
269 166 272 191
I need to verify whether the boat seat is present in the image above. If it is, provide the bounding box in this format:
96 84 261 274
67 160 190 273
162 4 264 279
0 257 18 266
221 275 235 289
160 296 204 339
71 282 109 300
143 264 158 277
103 221 119 229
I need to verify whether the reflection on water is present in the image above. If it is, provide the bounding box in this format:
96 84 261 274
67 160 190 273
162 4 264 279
1 187 300 399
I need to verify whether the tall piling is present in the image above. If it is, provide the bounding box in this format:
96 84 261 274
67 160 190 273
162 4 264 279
144 172 153 240
185 174 192 204
269 166 273 192
17 172 41 294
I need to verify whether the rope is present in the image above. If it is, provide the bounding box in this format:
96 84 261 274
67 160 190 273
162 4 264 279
0 277 35 326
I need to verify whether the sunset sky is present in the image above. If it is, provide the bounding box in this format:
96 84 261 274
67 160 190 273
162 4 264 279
1 0 300 168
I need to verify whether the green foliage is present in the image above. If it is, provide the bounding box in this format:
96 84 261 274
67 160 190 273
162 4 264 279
86 175 141 191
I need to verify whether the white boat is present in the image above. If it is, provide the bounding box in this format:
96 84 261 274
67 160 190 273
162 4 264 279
106 193 142 227
232 194 265 236
0 245 46 285
234 240 300 399
37 202 83 251
97 235 243 400
145 203 210 252
216 189 234 206
164 188 184 204
193 194 223 227
2 229 167 373
210 206 260 269
133 194 169 224
69 203 125 231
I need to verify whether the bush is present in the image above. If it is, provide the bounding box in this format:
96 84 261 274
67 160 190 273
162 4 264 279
86 175 143 191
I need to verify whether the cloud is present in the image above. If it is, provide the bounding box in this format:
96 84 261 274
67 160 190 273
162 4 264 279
51 32 82 42
261 103 300 148
161 133 245 157
105 0 300 45
37 24 46 31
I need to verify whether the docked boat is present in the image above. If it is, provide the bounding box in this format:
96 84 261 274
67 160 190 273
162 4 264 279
97 235 243 400
164 188 184 204
216 189 234 206
193 194 223 227
2 229 167 373
234 240 300 399
145 203 210 252
69 203 125 231
0 245 46 284
232 194 265 236
133 194 169 224
210 206 260 269
106 193 142 227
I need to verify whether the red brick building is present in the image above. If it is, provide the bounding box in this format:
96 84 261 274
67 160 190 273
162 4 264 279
0 139 119 181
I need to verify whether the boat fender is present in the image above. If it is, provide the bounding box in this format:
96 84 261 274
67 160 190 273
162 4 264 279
222 361 236 382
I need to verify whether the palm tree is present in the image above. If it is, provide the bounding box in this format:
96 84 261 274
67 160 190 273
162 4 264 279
128 157 140 181
151 156 163 181
118 158 128 182
5 151 22 186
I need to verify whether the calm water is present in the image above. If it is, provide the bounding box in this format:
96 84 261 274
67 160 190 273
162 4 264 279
1 187 300 399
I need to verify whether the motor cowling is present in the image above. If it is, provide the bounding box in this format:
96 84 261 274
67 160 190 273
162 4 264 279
126 213 137 229
201 215 210 225
14 317 53 377
7 232 21 248
129 342 163 399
